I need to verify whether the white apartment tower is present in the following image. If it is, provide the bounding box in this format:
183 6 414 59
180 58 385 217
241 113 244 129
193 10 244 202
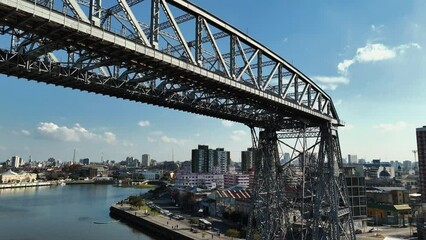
348 154 358 164
11 156 22 168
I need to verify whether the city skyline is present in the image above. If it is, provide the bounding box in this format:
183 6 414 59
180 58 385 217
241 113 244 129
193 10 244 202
1 0 425 163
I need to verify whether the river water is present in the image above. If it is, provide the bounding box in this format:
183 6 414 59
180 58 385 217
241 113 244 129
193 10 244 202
0 184 158 240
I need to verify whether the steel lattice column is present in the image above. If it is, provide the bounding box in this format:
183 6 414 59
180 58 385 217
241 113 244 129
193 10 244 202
312 126 356 240
248 126 355 240
248 129 287 240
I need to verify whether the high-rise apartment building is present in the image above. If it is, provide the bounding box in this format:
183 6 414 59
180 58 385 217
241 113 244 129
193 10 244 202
142 154 150 167
416 126 426 239
241 148 255 172
213 148 230 174
348 154 358 164
11 156 22 168
192 145 209 173
344 165 367 232
191 145 230 174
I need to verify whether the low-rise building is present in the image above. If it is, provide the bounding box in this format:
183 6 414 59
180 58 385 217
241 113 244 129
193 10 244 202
224 173 249 188
366 187 410 205
142 170 163 180
0 170 37 183
81 165 109 178
175 173 224 189
215 190 251 217
367 204 411 226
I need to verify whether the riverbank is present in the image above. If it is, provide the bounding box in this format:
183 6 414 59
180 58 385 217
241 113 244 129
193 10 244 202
110 204 234 240
0 181 57 189
0 179 114 189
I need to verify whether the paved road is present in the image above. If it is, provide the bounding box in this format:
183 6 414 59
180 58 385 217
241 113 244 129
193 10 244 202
118 204 236 240
356 226 416 240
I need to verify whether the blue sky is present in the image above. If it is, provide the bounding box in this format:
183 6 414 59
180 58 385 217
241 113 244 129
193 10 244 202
0 0 425 163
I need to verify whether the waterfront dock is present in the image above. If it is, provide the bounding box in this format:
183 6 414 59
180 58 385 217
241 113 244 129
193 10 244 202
0 181 55 189
110 204 235 240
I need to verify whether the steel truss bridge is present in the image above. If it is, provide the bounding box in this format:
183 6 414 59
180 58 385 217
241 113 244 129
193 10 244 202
0 0 355 239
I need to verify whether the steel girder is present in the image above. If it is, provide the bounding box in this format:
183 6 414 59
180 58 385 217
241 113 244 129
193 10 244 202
0 49 276 127
0 0 341 128
0 1 355 239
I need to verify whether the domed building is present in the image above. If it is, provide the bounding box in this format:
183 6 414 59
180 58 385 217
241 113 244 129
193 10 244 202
379 167 391 178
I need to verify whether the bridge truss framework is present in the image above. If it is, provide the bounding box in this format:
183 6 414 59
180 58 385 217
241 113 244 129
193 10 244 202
0 0 354 239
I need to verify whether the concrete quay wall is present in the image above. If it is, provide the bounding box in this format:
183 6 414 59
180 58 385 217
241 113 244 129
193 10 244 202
0 181 53 189
110 206 194 240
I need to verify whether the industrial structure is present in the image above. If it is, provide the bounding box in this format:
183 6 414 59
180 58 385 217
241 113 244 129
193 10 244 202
416 126 426 239
0 0 354 239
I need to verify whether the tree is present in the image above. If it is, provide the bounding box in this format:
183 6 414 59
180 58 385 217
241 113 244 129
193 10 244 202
128 195 144 209
161 172 172 181
225 229 241 238
179 191 197 211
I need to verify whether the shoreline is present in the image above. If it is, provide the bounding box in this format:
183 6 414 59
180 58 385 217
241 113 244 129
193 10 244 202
0 181 57 189
110 204 233 240
0 180 114 189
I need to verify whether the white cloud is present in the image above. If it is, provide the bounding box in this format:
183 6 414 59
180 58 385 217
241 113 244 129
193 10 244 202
338 42 421 74
37 122 116 144
21 129 31 136
122 141 135 147
312 76 349 91
147 137 157 143
374 121 407 132
221 120 234 127
230 130 247 141
334 99 343 106
103 132 117 144
337 59 355 74
195 133 201 137
150 131 163 135
138 120 150 127
160 135 186 146
371 24 384 32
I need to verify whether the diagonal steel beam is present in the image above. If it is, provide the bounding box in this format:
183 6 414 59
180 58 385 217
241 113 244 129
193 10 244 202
236 37 258 87
262 62 280 91
101 0 144 25
160 0 194 63
63 0 90 23
201 18 230 77
282 74 296 99
117 0 151 46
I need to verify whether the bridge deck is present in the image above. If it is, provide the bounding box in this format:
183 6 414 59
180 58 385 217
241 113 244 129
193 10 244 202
0 0 340 129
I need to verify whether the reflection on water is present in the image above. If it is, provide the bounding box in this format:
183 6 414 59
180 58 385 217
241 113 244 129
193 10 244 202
0 185 158 240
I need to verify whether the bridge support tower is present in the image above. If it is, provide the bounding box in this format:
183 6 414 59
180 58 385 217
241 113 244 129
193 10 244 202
248 125 355 240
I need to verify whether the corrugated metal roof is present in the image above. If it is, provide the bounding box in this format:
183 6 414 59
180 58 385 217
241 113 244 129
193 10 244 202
216 190 251 200
394 204 411 211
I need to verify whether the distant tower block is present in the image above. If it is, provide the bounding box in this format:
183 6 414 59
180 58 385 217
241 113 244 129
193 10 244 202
142 154 151 167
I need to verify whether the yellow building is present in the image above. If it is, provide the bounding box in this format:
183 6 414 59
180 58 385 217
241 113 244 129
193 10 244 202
367 204 411 226
0 170 37 183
